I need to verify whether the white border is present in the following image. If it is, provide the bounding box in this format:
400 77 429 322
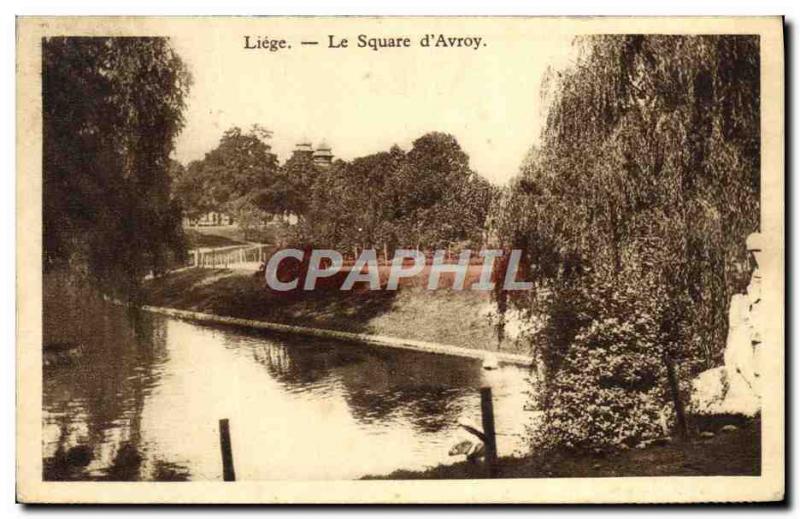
4 2 796 515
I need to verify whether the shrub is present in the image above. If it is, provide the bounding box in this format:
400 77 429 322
528 273 682 453
531 314 673 452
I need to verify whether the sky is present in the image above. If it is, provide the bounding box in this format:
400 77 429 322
169 20 577 185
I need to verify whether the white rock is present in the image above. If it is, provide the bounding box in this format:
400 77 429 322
725 294 759 397
689 286 761 417
690 365 760 417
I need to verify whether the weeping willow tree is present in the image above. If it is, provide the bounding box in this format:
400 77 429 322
43 37 192 299
498 35 760 451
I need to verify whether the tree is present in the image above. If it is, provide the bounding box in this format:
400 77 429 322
497 35 760 451
43 37 191 297
271 148 320 221
398 132 494 249
291 133 495 254
173 125 280 239
172 160 208 219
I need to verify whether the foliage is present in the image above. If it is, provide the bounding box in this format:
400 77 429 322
532 319 671 452
530 269 689 451
495 35 759 451
272 147 321 220
297 132 497 252
174 125 279 220
43 37 191 297
175 129 494 252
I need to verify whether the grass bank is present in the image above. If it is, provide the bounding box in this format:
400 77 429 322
184 227 247 249
367 416 760 479
141 268 518 354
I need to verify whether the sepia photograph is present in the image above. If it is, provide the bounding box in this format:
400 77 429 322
15 16 784 504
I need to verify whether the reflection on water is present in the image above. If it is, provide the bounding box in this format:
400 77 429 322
43 304 531 481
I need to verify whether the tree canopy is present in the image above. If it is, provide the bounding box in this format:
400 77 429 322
297 132 496 252
43 37 192 297
501 34 759 363
175 129 496 253
174 125 279 221
495 35 760 451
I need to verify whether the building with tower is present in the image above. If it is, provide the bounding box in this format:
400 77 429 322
292 141 314 160
290 140 333 167
311 140 334 167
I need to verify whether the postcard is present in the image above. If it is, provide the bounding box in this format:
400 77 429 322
16 16 784 503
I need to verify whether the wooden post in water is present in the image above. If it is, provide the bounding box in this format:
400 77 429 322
219 418 236 481
480 387 498 477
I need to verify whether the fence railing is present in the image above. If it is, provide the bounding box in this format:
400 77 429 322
191 245 268 269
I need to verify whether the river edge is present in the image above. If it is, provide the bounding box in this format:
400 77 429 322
127 303 532 366
141 268 533 365
46 270 759 480
365 416 761 479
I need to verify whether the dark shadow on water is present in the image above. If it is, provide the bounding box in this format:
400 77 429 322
43 301 178 481
220 326 483 434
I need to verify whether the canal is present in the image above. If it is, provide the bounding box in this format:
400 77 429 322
43 304 531 481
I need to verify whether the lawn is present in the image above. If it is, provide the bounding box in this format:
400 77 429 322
367 416 761 479
183 226 248 249
142 268 513 353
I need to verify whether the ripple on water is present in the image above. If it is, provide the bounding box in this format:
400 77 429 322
43 306 532 480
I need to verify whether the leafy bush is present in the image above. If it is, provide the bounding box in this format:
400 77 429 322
531 314 673 452
527 270 690 452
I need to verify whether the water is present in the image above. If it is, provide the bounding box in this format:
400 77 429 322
43 305 531 481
